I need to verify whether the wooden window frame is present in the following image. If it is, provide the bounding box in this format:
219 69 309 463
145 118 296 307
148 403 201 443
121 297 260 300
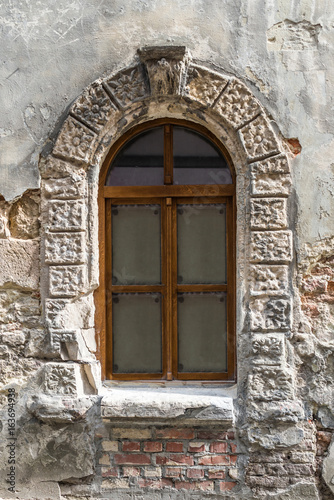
96 118 236 382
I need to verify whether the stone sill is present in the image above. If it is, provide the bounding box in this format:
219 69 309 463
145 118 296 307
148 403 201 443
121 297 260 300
100 383 236 424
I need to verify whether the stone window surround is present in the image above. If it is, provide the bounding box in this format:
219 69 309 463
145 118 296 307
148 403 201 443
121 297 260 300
36 46 296 427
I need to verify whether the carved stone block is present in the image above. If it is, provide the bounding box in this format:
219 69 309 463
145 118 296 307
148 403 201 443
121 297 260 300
214 79 261 128
44 232 85 264
40 157 86 180
49 265 87 297
252 333 285 365
43 363 78 395
45 295 95 331
248 367 294 401
250 198 288 229
53 117 96 164
249 265 289 295
43 176 86 199
185 64 228 106
50 330 78 352
139 46 189 96
48 201 85 232
251 231 292 263
249 297 291 331
71 83 117 132
105 65 149 108
251 155 291 197
239 115 279 160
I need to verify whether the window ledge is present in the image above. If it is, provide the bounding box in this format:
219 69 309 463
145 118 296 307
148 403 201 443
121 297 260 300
100 383 236 424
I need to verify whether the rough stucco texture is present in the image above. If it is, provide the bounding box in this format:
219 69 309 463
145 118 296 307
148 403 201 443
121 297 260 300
0 0 333 248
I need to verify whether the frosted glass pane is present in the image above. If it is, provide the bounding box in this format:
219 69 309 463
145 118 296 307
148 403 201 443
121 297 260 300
177 204 226 284
173 127 232 185
112 205 161 285
113 294 162 373
106 127 164 186
178 293 227 372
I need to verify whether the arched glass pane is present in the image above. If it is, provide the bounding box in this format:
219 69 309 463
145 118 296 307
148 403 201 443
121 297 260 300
105 127 164 186
173 127 232 185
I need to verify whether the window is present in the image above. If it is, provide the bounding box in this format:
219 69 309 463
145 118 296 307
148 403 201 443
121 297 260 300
98 119 235 381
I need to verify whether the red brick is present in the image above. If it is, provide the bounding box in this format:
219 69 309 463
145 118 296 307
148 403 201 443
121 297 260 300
187 468 204 479
198 455 230 465
143 441 163 452
195 481 214 491
197 431 227 440
230 454 237 465
122 441 140 452
210 442 228 453
101 467 119 477
175 481 195 490
156 428 195 440
219 481 237 491
166 442 183 453
227 431 235 440
164 467 182 478
114 454 151 465
137 478 173 489
207 469 226 479
156 454 194 466
230 443 237 453
188 442 206 453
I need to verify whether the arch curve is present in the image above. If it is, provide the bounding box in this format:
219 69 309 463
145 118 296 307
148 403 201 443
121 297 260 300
40 46 294 415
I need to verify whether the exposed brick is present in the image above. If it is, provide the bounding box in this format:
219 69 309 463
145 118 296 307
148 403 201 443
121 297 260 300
230 454 238 466
137 478 174 489
175 481 196 490
175 480 214 491
166 442 183 453
207 468 226 479
196 481 214 491
187 468 204 478
101 467 119 478
101 478 130 489
122 466 141 477
112 428 151 440
219 481 237 491
210 442 228 453
99 454 110 465
156 428 195 440
164 467 182 478
197 431 227 440
198 455 230 466
122 441 140 452
102 440 119 452
156 454 194 466
230 443 237 453
143 467 162 478
188 442 206 453
114 453 151 465
143 441 163 452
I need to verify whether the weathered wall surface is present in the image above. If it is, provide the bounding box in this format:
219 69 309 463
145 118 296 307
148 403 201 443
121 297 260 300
0 1 334 499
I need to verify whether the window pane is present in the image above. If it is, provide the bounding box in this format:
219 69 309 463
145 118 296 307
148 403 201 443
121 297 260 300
112 205 161 285
177 204 226 284
112 293 162 373
173 127 232 185
105 127 164 186
177 293 227 373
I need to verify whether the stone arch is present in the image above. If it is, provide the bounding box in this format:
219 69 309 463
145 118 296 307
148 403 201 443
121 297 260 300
39 47 295 424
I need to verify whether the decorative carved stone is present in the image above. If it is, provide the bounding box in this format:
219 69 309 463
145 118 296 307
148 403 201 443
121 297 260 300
53 117 96 164
45 299 71 330
43 176 86 199
71 83 117 132
249 297 291 331
40 156 86 180
48 201 85 232
248 367 294 401
105 65 148 108
49 265 87 297
251 231 292 263
43 363 77 395
250 198 287 230
44 232 85 264
185 64 228 106
50 330 78 352
249 265 289 295
214 79 261 128
251 155 291 197
247 400 305 423
252 333 285 365
45 295 95 331
138 46 190 96
239 115 279 160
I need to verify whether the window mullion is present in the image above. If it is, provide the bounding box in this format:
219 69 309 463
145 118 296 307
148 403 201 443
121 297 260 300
164 125 173 185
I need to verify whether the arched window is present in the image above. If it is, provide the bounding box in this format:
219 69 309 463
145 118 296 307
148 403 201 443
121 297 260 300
99 119 235 381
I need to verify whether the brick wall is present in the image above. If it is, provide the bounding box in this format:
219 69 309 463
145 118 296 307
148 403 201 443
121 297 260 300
98 426 238 493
